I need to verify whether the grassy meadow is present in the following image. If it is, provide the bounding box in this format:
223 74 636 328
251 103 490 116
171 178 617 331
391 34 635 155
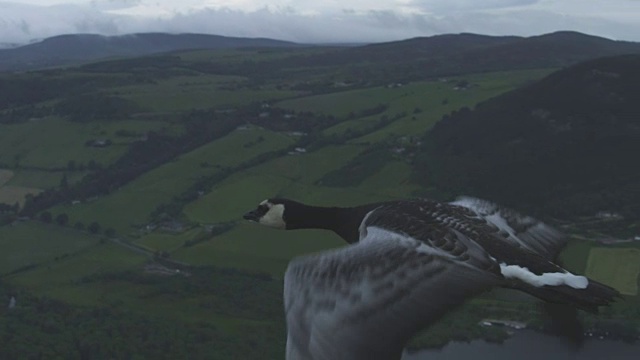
0 222 99 275
0 169 12 186
0 185 41 207
587 247 640 296
113 74 299 112
5 168 87 189
282 69 555 142
50 127 294 234
172 225 345 276
4 64 626 289
0 118 165 169
0 168 43 207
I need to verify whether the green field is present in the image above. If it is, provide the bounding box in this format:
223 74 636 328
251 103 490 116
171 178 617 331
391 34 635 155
114 74 300 112
358 161 421 197
5 168 87 189
586 247 640 296
0 65 570 297
356 71 554 143
0 169 12 186
556 239 594 273
0 222 99 275
185 173 291 224
0 118 165 169
173 224 344 276
183 142 396 225
0 185 41 207
322 113 381 137
134 228 204 252
277 70 557 146
0 170 35 206
183 171 403 225
7 242 147 304
51 127 294 234
177 47 331 63
279 84 408 117
254 144 366 183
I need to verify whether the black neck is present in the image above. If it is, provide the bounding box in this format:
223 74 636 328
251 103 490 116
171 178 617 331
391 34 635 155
285 203 381 244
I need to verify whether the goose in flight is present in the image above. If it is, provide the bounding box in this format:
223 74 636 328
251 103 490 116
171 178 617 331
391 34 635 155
243 197 619 360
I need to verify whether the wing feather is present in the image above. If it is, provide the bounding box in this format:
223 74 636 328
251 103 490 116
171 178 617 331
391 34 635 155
450 196 566 259
284 234 499 360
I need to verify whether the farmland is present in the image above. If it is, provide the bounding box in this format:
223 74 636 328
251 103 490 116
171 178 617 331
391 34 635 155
49 126 295 234
0 118 165 169
0 222 99 275
587 247 640 296
113 74 299 112
0 169 11 186
0 169 42 207
0 41 638 359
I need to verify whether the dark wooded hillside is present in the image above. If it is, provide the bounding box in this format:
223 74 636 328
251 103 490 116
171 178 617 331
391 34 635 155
416 54 640 220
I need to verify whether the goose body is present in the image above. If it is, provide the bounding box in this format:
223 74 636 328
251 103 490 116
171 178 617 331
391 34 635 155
243 197 619 360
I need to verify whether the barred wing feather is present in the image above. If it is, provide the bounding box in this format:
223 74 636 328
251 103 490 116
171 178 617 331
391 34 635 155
450 196 567 260
283 233 499 360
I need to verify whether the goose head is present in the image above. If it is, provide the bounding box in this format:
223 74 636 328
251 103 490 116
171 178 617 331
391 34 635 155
243 198 304 230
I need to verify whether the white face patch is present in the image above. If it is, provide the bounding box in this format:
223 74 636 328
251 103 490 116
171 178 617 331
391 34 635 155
259 203 286 229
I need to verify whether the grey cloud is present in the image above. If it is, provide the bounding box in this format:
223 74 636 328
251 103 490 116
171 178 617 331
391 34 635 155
366 10 414 30
74 17 120 35
408 0 542 13
122 7 418 43
0 1 639 45
19 19 31 35
91 0 143 11
0 2 124 42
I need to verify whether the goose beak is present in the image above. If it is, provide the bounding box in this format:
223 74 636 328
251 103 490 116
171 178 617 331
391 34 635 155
243 210 261 222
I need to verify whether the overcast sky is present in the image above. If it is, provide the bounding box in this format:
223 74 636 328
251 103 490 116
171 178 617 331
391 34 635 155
1 0 639 45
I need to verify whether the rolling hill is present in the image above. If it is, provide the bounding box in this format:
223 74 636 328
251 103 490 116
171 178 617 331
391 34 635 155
3 31 640 77
195 31 640 85
0 32 300 72
416 54 640 225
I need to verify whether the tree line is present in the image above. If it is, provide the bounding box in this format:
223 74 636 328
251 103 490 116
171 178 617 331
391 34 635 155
19 109 242 217
0 266 285 359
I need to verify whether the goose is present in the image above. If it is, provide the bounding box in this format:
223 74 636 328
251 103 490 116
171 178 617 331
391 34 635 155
243 197 619 360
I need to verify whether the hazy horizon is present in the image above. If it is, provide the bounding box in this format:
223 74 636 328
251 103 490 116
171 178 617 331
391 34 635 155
1 1 639 46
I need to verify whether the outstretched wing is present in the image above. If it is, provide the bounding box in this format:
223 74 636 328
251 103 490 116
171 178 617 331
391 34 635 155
283 231 500 360
450 196 567 260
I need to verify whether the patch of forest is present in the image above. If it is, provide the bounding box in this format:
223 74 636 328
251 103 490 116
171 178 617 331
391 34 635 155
415 55 640 223
0 266 285 359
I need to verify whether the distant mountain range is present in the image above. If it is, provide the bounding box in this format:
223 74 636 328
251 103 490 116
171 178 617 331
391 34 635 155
2 31 640 73
0 33 300 72
355 31 640 63
416 54 640 223
303 31 640 83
